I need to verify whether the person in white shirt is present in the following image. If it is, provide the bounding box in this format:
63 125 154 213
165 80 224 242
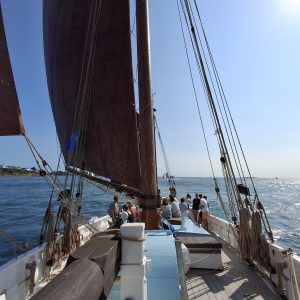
121 204 129 224
185 194 192 207
179 198 189 230
169 193 179 205
170 195 181 218
161 198 172 219
179 198 189 214
200 195 209 229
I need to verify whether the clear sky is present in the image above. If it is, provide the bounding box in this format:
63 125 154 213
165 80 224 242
0 0 300 178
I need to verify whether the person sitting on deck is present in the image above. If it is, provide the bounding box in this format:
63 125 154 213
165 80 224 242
161 197 172 219
127 201 137 222
121 204 130 224
170 195 181 218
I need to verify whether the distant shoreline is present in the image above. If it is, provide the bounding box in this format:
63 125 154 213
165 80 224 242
0 168 296 179
0 168 37 176
0 167 66 177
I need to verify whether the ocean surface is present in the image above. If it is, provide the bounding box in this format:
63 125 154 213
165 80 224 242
0 176 299 266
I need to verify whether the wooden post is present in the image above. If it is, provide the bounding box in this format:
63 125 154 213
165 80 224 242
136 0 159 229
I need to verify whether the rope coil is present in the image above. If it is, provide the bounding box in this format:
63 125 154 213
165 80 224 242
25 261 36 295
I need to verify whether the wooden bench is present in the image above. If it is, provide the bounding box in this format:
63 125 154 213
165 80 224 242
169 218 223 269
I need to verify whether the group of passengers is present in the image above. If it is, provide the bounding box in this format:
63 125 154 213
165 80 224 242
108 191 209 229
107 194 138 226
160 193 209 229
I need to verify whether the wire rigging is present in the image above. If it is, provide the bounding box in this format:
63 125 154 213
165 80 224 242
192 0 273 240
193 1 247 189
179 0 242 218
178 0 274 244
178 0 239 225
177 0 216 180
190 3 246 187
154 114 175 189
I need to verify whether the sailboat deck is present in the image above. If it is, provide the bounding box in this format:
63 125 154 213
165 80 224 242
108 230 181 299
185 243 282 300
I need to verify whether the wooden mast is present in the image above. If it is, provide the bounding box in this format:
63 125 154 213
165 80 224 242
136 0 159 229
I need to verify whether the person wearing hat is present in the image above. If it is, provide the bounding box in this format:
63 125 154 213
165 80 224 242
107 194 119 223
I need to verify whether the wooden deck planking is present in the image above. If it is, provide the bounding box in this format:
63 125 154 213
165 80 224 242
186 242 282 300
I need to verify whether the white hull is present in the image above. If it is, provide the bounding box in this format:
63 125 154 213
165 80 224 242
1 214 299 300
0 215 111 300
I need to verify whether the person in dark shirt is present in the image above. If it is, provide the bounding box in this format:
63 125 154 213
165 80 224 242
191 193 202 222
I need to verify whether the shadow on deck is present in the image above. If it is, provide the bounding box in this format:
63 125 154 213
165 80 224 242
185 242 282 300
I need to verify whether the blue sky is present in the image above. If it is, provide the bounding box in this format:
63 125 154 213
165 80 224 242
0 0 300 178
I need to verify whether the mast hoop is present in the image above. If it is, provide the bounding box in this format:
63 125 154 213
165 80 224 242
140 205 160 211
140 194 161 200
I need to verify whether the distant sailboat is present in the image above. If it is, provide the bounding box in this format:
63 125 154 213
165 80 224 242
162 173 169 179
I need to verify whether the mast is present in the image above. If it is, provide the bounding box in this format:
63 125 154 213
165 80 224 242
136 0 159 229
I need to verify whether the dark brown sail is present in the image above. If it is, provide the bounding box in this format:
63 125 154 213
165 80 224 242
0 4 24 136
43 0 141 190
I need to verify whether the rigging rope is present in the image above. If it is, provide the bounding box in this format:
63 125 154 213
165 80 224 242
192 1 273 242
46 0 105 261
154 115 175 189
178 0 241 222
176 0 216 180
239 208 252 261
182 0 246 214
40 152 63 243
194 1 258 195
0 228 31 253
191 1 246 187
9 1 129 273
22 132 100 268
177 0 273 261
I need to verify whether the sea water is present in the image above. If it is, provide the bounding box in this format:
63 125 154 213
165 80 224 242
0 176 299 266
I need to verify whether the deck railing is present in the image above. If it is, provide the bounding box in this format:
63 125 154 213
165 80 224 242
208 214 300 300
